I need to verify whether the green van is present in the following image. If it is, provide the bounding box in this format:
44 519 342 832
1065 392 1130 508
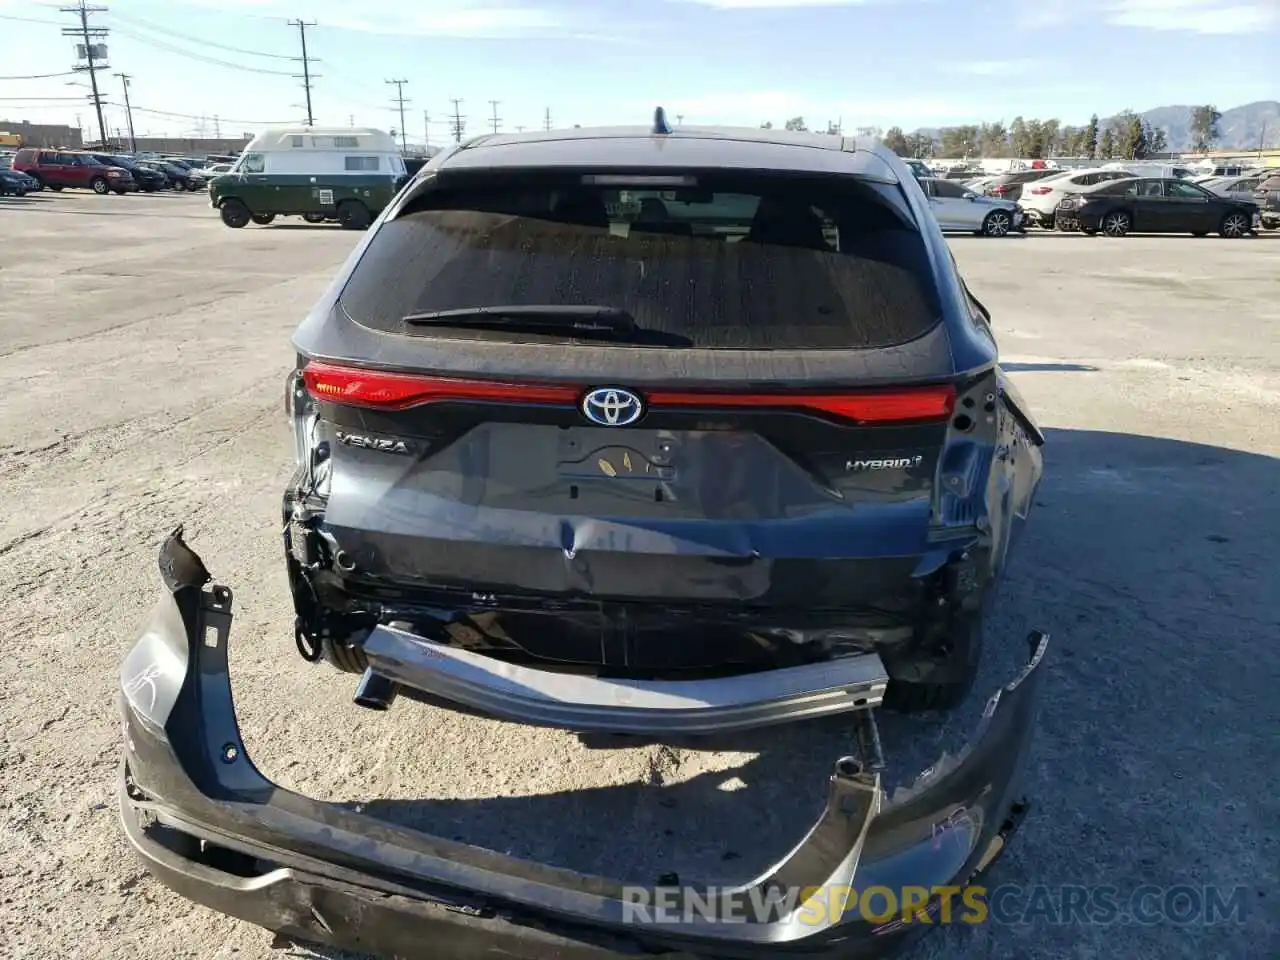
208 127 408 230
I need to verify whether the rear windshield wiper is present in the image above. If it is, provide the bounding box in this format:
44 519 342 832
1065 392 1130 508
402 305 691 346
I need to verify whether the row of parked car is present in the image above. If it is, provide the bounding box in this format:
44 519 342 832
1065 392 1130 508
951 164 1279 238
0 149 232 197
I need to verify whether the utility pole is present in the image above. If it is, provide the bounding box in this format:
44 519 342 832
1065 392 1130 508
543 107 552 131
488 99 501 134
449 98 466 143
676 113 684 126
212 114 221 139
114 72 136 152
349 113 355 126
61 1 109 150
288 19 318 125
423 110 431 151
386 79 409 152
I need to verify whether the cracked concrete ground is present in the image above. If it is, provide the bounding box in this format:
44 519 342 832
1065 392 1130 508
1 192 1277 960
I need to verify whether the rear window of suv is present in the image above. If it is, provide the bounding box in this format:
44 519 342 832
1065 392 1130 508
339 169 941 350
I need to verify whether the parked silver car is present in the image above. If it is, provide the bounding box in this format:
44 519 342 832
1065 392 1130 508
919 176 1023 236
1204 174 1269 203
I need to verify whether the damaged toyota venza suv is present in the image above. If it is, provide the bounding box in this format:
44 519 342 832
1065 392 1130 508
120 113 1050 959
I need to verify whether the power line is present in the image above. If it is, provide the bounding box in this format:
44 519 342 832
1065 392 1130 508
449 98 466 143
288 19 318 125
102 101 299 125
111 11 294 60
488 99 501 134
60 1 109 149
386 79 409 152
114 72 136 152
109 25 297 76
0 70 78 80
0 13 65 26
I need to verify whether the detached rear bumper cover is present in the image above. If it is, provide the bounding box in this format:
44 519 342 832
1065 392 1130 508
364 624 890 735
119 529 1049 960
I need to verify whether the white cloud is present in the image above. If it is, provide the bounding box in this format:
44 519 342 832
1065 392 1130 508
1017 5 1076 27
1107 0 1279 33
1021 0 1280 32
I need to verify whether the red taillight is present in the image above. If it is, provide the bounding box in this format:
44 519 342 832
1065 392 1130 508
991 185 1011 195
1028 186 1052 195
302 361 956 423
302 361 579 410
648 386 956 423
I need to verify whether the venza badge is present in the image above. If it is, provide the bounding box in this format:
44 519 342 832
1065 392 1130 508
582 387 644 427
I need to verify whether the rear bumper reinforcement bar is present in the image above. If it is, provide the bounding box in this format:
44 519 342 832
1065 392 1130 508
362 623 890 735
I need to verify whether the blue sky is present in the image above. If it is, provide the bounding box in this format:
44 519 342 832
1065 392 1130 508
2 0 1277 144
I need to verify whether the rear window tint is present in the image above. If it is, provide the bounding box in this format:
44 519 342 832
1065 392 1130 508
339 171 941 351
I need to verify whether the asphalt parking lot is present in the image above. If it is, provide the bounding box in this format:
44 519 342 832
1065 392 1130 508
1 190 1277 960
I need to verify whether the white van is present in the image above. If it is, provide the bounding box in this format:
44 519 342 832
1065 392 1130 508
1100 161 1197 180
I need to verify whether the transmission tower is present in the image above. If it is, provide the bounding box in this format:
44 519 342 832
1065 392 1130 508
449 98 466 143
488 99 501 134
386 79 409 151
60 1 109 149
288 19 319 125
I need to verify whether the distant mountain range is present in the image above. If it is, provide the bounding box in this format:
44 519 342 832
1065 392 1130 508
912 101 1279 153
1126 101 1278 152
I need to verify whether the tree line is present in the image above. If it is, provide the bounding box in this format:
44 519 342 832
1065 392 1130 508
762 105 1225 161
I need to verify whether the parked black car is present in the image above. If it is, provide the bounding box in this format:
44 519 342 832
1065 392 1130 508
0 168 32 196
1255 173 1280 230
402 156 430 178
88 153 168 192
1056 176 1261 237
118 115 1052 960
138 159 203 190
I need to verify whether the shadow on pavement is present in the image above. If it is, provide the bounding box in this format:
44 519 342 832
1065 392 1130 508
264 429 1277 960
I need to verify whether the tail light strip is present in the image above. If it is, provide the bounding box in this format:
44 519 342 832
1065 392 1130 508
302 361 956 424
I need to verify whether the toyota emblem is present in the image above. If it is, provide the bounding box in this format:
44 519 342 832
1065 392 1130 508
581 387 644 427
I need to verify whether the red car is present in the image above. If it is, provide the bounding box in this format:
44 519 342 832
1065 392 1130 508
11 148 137 194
